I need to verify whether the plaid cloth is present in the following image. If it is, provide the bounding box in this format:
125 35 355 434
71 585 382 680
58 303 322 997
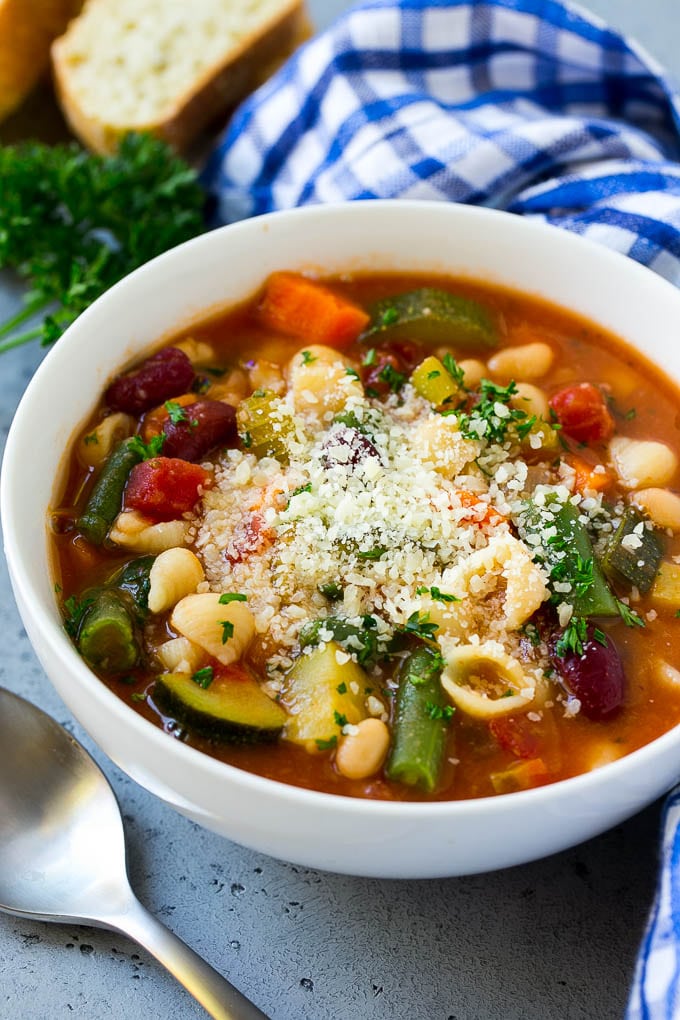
204 0 680 286
204 2 680 1015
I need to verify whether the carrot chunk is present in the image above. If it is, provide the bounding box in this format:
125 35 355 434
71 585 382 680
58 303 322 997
124 458 211 521
258 272 370 348
566 453 614 494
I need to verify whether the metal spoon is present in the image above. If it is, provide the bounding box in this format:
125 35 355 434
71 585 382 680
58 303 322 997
0 686 268 1020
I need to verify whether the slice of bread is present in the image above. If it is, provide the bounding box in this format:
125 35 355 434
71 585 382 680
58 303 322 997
51 0 306 154
0 0 81 122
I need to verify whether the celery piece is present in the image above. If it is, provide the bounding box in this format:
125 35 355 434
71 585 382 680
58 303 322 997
385 644 450 793
410 355 460 407
602 506 663 593
237 390 294 463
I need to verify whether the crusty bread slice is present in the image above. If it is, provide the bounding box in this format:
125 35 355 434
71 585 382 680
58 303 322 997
51 0 306 154
0 0 81 122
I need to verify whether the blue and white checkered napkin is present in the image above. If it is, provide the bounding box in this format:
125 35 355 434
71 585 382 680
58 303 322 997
204 0 680 286
204 1 680 1013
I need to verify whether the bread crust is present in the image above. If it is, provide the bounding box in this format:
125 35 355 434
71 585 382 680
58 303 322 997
0 0 80 122
51 0 306 154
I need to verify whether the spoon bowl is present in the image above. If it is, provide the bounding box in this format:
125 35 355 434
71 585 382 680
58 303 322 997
0 687 267 1020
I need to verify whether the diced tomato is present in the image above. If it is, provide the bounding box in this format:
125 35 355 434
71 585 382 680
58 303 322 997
258 272 370 349
549 383 614 444
489 715 540 760
225 511 273 564
124 457 211 521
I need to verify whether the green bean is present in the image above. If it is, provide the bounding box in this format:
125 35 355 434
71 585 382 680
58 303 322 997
522 499 618 617
385 644 451 793
77 589 140 673
78 439 141 545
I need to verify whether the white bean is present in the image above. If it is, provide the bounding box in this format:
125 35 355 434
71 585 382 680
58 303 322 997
457 358 486 389
488 342 554 381
148 548 205 614
288 344 362 420
609 437 678 489
632 488 680 533
335 719 390 780
510 382 550 421
248 359 285 395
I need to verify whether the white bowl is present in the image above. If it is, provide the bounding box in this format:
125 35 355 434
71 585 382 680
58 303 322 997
4 201 680 878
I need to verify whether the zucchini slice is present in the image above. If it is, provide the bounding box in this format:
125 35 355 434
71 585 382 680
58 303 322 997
154 671 287 743
602 506 663 593
363 288 498 350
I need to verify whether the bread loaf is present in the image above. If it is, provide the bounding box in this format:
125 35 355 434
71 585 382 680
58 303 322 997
0 0 80 122
51 0 307 154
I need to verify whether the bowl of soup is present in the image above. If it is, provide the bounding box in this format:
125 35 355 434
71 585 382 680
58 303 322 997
4 200 680 878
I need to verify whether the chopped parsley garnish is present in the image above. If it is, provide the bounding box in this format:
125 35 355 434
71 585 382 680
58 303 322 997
192 666 214 689
315 735 337 751
362 348 377 366
128 433 165 460
425 701 455 721
617 599 646 629
457 378 533 444
63 593 95 638
290 483 312 499
301 350 316 365
401 611 439 640
357 547 387 561
333 711 348 728
164 399 188 424
345 366 360 379
441 352 466 388
416 585 460 603
554 616 588 657
219 592 247 604
520 622 542 647
83 432 99 446
381 307 399 326
592 628 608 647
242 430 252 449
572 555 595 598
675 609 680 618
427 369 441 379
318 582 342 600
625 407 637 420
361 614 378 630
336 682 348 694
219 620 235 644
378 362 406 393
131 691 147 703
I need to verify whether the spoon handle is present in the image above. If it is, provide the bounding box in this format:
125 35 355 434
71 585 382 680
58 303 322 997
109 894 269 1020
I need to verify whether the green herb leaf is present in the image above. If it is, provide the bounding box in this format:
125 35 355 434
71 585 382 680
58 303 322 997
336 682 348 694
301 350 316 365
554 617 588 657
127 433 165 460
192 666 214 689
333 711 348 728
617 599 646 629
401 611 439 640
424 701 455 721
441 353 465 388
164 400 188 424
63 593 95 638
0 134 205 354
357 547 387 561
381 307 399 326
219 620 235 644
219 593 247 604
416 585 460 603
315 735 338 751
83 432 99 446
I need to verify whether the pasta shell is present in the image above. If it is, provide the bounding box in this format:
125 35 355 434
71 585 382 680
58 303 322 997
441 642 536 718
148 548 205 614
157 636 207 674
170 593 255 666
109 511 188 553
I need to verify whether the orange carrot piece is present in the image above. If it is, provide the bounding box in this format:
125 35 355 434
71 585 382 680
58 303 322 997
490 757 549 794
258 272 370 349
141 393 197 442
566 453 614 494
453 489 506 527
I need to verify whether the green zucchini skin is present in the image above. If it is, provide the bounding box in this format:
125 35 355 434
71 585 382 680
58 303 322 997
602 506 663 593
153 672 287 744
298 616 380 667
109 555 156 618
363 287 498 350
78 439 142 545
385 644 450 793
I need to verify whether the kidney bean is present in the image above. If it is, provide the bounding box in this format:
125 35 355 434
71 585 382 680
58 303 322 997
550 626 625 721
106 348 195 414
321 426 381 468
161 399 237 461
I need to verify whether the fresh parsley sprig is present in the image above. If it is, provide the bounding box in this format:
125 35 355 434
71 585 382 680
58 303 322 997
0 134 205 353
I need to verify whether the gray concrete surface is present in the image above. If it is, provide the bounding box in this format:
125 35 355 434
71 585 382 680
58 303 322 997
1 2 678 1018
